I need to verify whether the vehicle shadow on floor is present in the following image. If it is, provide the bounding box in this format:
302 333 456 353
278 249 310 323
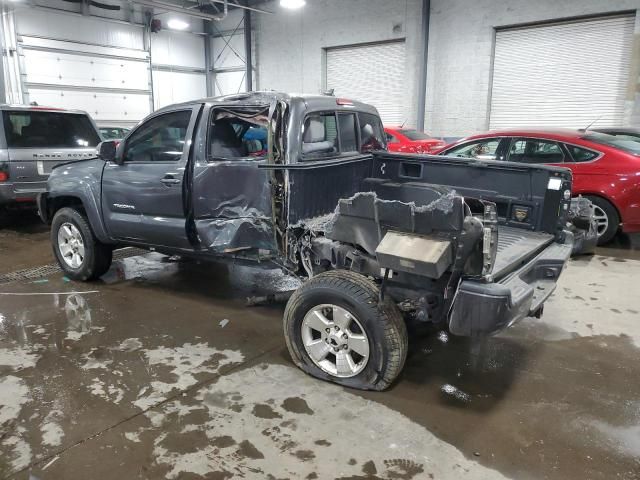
0 207 46 233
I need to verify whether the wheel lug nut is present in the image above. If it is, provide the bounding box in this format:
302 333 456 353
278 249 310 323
325 328 330 333
333 347 338 352
334 326 339 331
343 344 348 350
342 334 348 340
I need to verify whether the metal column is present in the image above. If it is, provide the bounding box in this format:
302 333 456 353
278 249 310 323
244 7 252 91
416 0 430 131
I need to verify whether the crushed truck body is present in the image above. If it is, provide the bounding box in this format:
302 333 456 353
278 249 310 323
39 92 575 390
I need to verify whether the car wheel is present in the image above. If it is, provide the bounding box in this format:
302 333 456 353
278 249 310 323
585 196 620 245
51 207 112 281
283 270 408 391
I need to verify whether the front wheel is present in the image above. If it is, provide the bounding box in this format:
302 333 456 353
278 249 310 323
585 196 620 245
51 207 112 281
283 270 408 391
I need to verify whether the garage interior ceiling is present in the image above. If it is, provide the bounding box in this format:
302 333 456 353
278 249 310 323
0 0 263 124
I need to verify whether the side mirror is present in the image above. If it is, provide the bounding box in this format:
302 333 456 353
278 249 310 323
97 141 120 164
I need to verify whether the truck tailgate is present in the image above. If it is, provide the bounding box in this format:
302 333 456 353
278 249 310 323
492 226 554 279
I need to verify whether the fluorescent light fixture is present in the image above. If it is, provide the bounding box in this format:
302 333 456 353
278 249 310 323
280 0 306 9
167 19 189 30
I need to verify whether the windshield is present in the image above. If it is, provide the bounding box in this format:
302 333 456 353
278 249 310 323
399 129 432 141
582 132 640 156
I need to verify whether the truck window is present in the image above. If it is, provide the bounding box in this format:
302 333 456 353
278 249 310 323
358 113 386 153
123 110 191 163
2 110 100 148
301 113 338 159
208 109 269 161
337 113 357 153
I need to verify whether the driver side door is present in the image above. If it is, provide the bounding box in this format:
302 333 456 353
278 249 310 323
101 107 197 249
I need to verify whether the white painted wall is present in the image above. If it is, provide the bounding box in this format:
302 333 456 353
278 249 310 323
217 0 640 136
426 0 640 136
151 31 206 69
10 4 208 121
14 7 144 50
213 0 422 124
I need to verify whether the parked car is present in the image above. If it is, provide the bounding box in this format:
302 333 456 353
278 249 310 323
99 126 131 141
39 92 573 391
592 127 640 144
384 126 445 154
0 105 101 209
436 129 640 244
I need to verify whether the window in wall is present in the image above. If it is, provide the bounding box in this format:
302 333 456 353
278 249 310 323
508 138 564 164
358 113 386 153
124 110 191 163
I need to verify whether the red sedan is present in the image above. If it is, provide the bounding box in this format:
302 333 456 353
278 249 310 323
436 129 640 244
384 127 445 154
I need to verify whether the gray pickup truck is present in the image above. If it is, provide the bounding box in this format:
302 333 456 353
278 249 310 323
39 92 575 390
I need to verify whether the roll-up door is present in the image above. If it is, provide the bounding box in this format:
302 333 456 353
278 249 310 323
326 41 406 125
490 15 634 129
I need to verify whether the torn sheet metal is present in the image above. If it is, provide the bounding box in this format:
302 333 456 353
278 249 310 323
191 161 275 253
324 192 465 255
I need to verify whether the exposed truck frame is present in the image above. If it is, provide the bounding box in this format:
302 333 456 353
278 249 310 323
38 92 575 390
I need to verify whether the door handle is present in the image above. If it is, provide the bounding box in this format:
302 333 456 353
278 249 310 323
160 174 181 185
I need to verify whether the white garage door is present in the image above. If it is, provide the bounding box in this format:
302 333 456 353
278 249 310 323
490 15 635 129
326 41 406 125
20 35 152 126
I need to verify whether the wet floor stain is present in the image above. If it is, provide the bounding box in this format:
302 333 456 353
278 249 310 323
1 247 640 479
281 397 314 415
252 403 283 419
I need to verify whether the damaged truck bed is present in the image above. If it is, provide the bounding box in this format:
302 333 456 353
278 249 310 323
39 92 575 391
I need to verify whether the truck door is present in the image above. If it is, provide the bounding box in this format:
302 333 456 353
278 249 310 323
101 106 198 249
190 104 275 254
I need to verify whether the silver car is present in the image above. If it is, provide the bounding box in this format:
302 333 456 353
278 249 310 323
0 105 101 207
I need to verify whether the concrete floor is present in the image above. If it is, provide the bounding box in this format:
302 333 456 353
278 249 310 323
1 214 640 480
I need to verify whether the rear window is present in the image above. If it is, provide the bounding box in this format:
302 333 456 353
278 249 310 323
358 112 386 153
582 132 640 156
3 111 100 149
399 129 431 141
568 145 599 162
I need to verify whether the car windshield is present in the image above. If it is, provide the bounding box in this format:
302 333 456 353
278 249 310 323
582 132 640 156
399 129 432 141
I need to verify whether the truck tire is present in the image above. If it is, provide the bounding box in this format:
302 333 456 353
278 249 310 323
585 195 619 245
283 270 408 391
51 207 112 281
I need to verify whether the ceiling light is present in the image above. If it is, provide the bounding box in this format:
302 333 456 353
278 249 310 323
280 0 306 9
167 19 189 30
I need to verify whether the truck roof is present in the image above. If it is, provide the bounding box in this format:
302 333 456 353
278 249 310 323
156 91 380 116
0 104 91 115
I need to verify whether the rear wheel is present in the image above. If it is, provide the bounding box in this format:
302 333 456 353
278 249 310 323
284 270 408 391
585 196 619 245
51 207 112 281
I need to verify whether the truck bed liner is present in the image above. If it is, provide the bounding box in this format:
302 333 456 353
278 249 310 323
492 226 554 279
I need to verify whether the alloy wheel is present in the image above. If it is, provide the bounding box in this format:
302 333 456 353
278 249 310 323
301 304 370 378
